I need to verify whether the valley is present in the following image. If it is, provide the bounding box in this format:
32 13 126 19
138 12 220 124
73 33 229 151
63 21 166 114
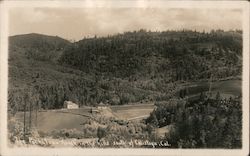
8 30 243 148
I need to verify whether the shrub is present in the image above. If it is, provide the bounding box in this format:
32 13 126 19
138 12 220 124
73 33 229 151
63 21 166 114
8 118 24 143
97 127 107 141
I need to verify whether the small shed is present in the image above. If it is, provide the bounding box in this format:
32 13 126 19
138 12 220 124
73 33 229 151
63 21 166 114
63 101 79 109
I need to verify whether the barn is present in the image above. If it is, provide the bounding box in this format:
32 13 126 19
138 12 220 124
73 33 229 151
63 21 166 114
63 101 79 109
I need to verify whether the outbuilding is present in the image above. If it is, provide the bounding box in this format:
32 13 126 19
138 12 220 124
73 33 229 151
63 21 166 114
63 101 79 109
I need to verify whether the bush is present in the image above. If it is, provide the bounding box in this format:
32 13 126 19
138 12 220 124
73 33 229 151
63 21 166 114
97 127 107 141
8 118 24 143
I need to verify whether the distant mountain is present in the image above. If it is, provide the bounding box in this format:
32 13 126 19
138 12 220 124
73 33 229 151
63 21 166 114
8 30 242 114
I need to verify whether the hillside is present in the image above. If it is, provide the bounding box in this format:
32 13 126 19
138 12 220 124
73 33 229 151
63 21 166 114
8 30 242 114
60 29 242 80
8 34 97 113
9 33 70 62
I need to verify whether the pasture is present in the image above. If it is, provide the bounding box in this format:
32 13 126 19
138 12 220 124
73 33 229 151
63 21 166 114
14 103 155 132
111 103 155 120
15 110 90 132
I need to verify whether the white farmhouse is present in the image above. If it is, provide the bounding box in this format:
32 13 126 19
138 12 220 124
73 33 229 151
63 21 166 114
63 101 79 109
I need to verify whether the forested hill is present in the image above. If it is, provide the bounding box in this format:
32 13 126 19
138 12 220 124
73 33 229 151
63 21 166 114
59 29 242 80
8 30 242 113
9 33 71 63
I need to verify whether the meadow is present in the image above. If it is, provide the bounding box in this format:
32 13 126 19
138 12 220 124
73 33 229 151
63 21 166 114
14 103 155 132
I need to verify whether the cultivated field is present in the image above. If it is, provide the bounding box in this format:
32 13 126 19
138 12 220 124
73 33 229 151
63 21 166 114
14 103 155 132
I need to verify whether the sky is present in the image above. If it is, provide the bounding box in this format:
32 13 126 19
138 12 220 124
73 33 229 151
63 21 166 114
9 8 242 41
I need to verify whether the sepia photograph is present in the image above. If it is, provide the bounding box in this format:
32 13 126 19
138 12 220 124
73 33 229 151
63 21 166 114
0 1 249 156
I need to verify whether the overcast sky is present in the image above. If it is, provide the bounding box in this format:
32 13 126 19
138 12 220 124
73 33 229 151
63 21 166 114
9 8 242 41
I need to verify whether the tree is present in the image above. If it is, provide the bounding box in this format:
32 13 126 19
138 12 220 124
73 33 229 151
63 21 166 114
29 99 32 133
216 92 221 101
147 111 159 127
23 94 29 140
83 88 88 105
97 127 107 141
199 92 206 101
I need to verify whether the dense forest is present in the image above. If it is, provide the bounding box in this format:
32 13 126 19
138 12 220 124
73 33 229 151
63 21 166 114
145 93 242 148
60 29 242 80
8 30 242 114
